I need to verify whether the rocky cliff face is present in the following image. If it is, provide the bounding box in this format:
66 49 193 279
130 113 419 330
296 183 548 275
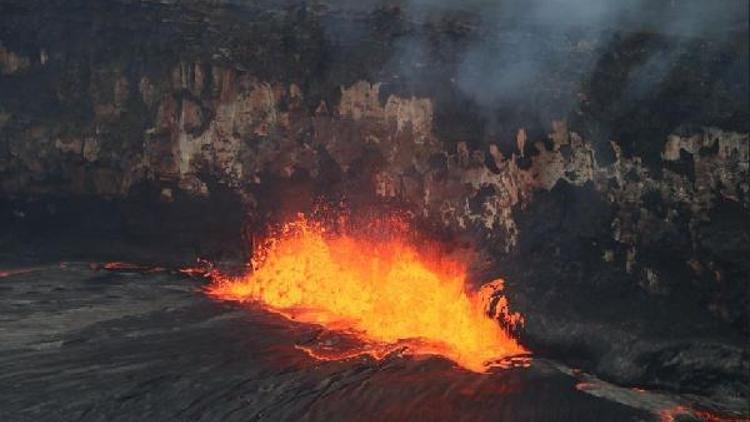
1 0 748 405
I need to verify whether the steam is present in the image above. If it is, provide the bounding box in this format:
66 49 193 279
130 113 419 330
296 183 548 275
401 0 748 36
327 0 748 143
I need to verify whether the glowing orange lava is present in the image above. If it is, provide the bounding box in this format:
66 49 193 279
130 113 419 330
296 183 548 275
207 214 528 372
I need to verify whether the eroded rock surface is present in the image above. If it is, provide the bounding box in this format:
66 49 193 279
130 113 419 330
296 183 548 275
1 0 747 409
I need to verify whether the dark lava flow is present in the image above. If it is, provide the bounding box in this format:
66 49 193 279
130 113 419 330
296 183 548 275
1 262 734 422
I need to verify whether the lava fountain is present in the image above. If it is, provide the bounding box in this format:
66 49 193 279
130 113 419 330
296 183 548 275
207 213 528 372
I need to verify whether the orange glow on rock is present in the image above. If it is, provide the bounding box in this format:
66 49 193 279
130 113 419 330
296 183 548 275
207 214 528 373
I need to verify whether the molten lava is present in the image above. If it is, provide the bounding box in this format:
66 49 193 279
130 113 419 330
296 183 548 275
208 214 528 373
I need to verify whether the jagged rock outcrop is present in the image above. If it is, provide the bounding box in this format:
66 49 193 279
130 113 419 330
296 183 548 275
1 0 747 405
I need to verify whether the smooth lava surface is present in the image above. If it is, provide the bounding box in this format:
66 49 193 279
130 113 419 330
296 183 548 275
0 262 665 421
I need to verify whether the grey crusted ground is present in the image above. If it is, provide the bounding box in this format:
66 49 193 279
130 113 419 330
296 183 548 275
3 262 736 422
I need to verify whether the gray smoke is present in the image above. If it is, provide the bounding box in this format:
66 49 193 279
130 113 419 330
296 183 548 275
336 0 748 141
